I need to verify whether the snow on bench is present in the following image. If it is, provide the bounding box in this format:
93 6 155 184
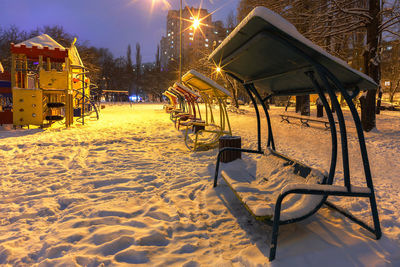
220 150 327 221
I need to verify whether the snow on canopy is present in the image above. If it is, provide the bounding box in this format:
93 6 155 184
209 6 377 90
182 69 231 98
14 34 65 51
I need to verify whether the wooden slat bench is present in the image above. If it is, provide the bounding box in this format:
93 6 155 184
279 113 336 129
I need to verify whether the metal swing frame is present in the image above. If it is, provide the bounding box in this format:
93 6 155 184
213 29 381 261
181 71 232 151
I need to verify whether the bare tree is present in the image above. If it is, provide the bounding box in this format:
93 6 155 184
135 43 142 101
126 44 134 96
237 0 400 131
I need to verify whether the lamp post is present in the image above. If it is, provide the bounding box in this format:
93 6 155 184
150 0 204 82
179 0 182 83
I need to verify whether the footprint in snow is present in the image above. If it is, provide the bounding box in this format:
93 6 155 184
173 244 198 254
114 249 149 264
45 244 72 259
95 236 135 256
136 231 169 246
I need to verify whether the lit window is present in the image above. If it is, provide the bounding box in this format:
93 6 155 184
171 45 174 48
218 40 222 43
387 46 392 50
171 32 174 34
205 39 208 42
189 32 193 36
214 31 218 34
205 44 209 47
190 16 193 19
168 33 170 37
171 41 174 44
385 81 391 86
189 37 193 41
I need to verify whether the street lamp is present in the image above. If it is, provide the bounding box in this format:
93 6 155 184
149 0 211 82
192 18 200 29
179 0 182 83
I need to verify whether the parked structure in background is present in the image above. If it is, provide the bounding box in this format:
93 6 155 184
160 6 230 70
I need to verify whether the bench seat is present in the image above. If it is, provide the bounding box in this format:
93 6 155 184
279 113 336 129
220 150 327 221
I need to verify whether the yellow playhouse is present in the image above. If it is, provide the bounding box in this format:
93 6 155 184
10 34 96 128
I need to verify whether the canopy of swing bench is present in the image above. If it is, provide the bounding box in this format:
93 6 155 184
182 70 231 98
208 7 378 96
173 82 201 98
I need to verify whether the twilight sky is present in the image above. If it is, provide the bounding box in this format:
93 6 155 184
0 0 240 62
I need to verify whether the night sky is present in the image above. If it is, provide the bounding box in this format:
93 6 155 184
0 0 240 62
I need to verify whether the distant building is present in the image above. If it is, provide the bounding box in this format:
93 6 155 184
160 7 230 70
381 40 400 93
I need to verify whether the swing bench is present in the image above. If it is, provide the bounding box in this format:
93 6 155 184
167 87 189 121
210 7 381 261
172 82 204 130
163 90 178 113
181 70 232 151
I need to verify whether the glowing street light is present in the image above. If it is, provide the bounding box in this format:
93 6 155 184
147 0 229 82
192 18 201 29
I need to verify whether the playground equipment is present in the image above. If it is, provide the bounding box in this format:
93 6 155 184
163 90 177 113
181 69 232 151
9 34 98 128
167 87 189 121
172 82 203 130
210 7 381 261
0 71 12 125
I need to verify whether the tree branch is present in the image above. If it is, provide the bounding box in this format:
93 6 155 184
332 0 373 21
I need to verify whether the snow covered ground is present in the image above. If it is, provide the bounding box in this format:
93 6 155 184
0 103 399 266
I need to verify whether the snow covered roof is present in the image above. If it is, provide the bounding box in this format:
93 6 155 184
182 70 231 98
11 34 68 62
174 82 201 98
14 34 65 50
209 7 377 95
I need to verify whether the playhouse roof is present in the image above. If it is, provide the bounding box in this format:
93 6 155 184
14 34 65 50
11 34 68 62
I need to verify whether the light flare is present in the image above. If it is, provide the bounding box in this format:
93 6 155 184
192 18 201 29
150 0 172 14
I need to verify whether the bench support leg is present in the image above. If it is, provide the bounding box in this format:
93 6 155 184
300 119 310 127
270 196 283 261
281 117 290 123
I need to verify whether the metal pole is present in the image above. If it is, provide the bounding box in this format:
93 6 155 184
82 68 85 125
179 0 182 83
